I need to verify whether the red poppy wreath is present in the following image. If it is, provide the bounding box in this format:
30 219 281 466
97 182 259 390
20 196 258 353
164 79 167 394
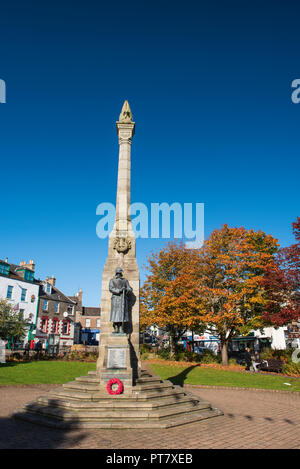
106 378 123 395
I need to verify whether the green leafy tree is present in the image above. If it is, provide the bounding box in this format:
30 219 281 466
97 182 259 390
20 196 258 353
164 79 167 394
0 299 28 342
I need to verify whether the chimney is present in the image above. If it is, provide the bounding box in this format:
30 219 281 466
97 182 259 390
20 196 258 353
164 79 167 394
48 275 56 286
78 288 83 302
20 260 35 271
25 260 35 271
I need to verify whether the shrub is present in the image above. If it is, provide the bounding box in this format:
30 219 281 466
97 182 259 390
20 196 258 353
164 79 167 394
141 352 149 360
229 357 238 366
199 350 221 364
140 344 152 354
260 349 292 364
158 347 171 360
174 350 201 363
282 362 300 376
63 351 97 362
12 352 22 361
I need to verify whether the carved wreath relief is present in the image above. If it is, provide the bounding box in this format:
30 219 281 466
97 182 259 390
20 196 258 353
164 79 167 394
113 237 132 253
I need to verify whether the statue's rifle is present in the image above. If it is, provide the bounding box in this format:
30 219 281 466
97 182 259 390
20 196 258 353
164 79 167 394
121 283 125 331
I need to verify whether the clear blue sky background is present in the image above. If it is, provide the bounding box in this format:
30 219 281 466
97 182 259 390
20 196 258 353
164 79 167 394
0 0 299 306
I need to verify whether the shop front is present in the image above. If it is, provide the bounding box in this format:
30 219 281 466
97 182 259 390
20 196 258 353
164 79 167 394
80 328 100 345
228 333 271 359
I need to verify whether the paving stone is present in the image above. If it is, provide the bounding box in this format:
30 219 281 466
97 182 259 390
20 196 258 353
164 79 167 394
0 384 299 448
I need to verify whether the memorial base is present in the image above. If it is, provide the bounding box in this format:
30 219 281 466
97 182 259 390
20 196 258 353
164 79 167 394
14 368 223 428
97 333 133 396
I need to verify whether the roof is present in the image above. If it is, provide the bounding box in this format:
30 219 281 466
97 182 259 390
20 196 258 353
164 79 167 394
38 283 77 305
0 262 40 285
82 307 101 317
1 260 79 305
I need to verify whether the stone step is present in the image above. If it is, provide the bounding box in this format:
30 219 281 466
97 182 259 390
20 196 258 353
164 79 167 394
14 406 223 429
131 386 187 400
48 389 96 401
48 382 187 402
22 400 212 422
133 381 174 392
135 376 163 384
63 381 100 392
75 375 100 383
87 369 151 376
37 393 204 410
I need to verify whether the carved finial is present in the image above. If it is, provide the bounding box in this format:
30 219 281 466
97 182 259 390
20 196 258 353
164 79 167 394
119 100 133 123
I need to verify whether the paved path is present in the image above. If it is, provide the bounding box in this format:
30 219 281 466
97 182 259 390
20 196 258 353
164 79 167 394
0 384 299 449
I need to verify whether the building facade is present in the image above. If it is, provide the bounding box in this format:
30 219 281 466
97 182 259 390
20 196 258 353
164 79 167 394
0 259 40 347
285 321 300 349
35 276 78 350
75 306 101 345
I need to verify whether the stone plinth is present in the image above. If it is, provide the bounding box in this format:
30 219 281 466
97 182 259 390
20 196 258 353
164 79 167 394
14 368 223 428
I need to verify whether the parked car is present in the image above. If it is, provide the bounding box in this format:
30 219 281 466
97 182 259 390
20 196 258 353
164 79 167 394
194 346 210 355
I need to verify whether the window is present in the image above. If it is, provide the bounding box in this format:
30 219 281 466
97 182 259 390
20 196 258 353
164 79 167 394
54 302 59 313
85 318 90 327
24 270 34 281
19 309 24 320
41 317 48 332
44 283 52 294
52 319 59 333
96 319 100 328
67 304 73 314
6 285 13 299
62 321 69 335
21 288 27 302
0 263 9 275
43 300 48 310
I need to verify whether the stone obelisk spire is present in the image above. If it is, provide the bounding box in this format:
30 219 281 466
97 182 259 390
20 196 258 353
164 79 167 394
109 100 136 267
96 100 140 392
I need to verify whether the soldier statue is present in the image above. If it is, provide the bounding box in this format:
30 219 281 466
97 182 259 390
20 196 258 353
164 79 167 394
109 267 132 333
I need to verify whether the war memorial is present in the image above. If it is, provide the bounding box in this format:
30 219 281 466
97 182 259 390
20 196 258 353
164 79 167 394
14 101 222 429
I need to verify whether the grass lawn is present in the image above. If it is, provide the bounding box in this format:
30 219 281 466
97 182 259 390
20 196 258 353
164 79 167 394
0 361 96 386
149 362 300 393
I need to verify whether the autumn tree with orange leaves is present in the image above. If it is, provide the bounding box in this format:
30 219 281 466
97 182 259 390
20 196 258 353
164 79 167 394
140 242 205 358
193 225 279 365
140 226 279 365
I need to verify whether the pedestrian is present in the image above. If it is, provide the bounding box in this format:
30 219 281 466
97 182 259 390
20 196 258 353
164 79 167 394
252 350 261 373
244 347 252 372
35 340 42 357
23 341 30 357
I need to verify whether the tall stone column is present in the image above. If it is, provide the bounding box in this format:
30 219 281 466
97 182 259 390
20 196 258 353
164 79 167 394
96 101 141 394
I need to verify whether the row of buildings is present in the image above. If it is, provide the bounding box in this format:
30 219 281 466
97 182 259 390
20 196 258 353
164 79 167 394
146 321 300 354
0 258 101 350
2 257 299 354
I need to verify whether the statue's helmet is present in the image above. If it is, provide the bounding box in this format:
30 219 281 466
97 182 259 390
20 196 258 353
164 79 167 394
115 267 123 275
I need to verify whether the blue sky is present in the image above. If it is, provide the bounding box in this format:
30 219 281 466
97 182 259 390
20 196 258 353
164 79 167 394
0 0 299 306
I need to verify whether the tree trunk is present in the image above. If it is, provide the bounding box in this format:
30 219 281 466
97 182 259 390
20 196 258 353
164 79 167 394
221 341 229 366
169 333 176 359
